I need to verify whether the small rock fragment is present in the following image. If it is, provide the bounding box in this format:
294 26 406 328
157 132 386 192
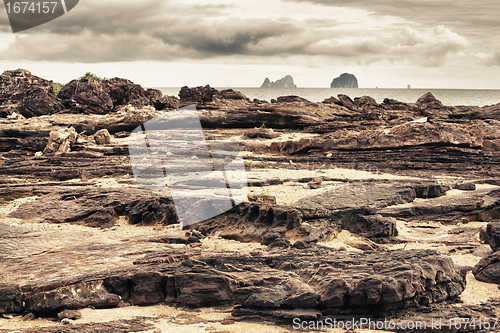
58 309 82 321
61 318 73 325
94 129 112 145
308 177 322 189
248 194 277 205
21 313 36 321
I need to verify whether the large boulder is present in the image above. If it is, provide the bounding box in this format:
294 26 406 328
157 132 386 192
415 92 443 110
58 76 114 114
146 88 179 110
0 69 61 118
341 214 398 238
486 222 500 251
59 75 177 114
19 87 64 118
106 77 151 108
179 85 218 103
472 251 500 284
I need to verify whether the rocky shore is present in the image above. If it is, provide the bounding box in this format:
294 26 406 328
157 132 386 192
1 69 500 332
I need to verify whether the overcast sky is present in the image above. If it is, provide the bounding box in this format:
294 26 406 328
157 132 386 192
0 0 499 88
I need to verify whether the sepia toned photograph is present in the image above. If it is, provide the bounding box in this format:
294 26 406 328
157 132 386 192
1 1 500 332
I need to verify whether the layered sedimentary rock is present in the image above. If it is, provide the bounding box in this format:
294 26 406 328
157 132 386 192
2 70 500 324
0 222 466 316
0 69 179 119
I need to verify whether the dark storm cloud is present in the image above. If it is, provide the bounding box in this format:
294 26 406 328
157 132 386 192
0 0 310 62
0 0 478 65
285 0 500 65
284 0 500 38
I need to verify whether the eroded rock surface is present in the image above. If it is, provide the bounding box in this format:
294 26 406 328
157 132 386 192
2 71 500 326
0 223 466 316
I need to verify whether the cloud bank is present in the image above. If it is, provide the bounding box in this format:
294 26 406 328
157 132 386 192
0 0 494 68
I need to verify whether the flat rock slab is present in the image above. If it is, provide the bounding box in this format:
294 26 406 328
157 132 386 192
0 318 155 333
0 223 466 317
7 186 178 228
379 187 500 224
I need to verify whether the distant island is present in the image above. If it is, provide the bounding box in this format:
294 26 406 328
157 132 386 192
261 75 297 88
330 73 358 88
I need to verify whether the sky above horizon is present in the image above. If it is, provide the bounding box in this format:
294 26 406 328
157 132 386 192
0 0 499 88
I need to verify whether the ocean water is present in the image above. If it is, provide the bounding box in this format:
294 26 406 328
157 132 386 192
157 87 500 107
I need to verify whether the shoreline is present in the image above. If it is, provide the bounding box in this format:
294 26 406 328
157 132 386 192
1 69 500 332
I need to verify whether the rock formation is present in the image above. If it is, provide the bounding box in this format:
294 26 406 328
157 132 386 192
330 73 358 88
0 222 466 317
1 69 500 329
0 69 179 118
261 75 297 88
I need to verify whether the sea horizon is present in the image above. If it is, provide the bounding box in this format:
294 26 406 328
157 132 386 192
156 87 500 107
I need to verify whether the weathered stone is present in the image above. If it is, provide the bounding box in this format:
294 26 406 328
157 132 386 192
486 222 500 252
455 182 476 191
14 319 156 333
58 309 82 321
192 203 304 243
247 194 277 204
354 95 377 106
57 76 163 114
179 85 218 103
243 128 280 139
175 270 233 307
25 280 120 313
307 177 322 189
341 214 398 238
129 272 165 305
105 77 150 108
473 251 500 284
146 88 179 110
58 76 113 114
415 184 450 198
0 284 24 314
94 129 111 145
416 92 443 110
336 94 359 111
322 96 340 104
19 88 64 118
43 127 78 154
0 221 468 317
219 89 248 100
0 69 59 118
22 312 36 321
8 187 177 228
